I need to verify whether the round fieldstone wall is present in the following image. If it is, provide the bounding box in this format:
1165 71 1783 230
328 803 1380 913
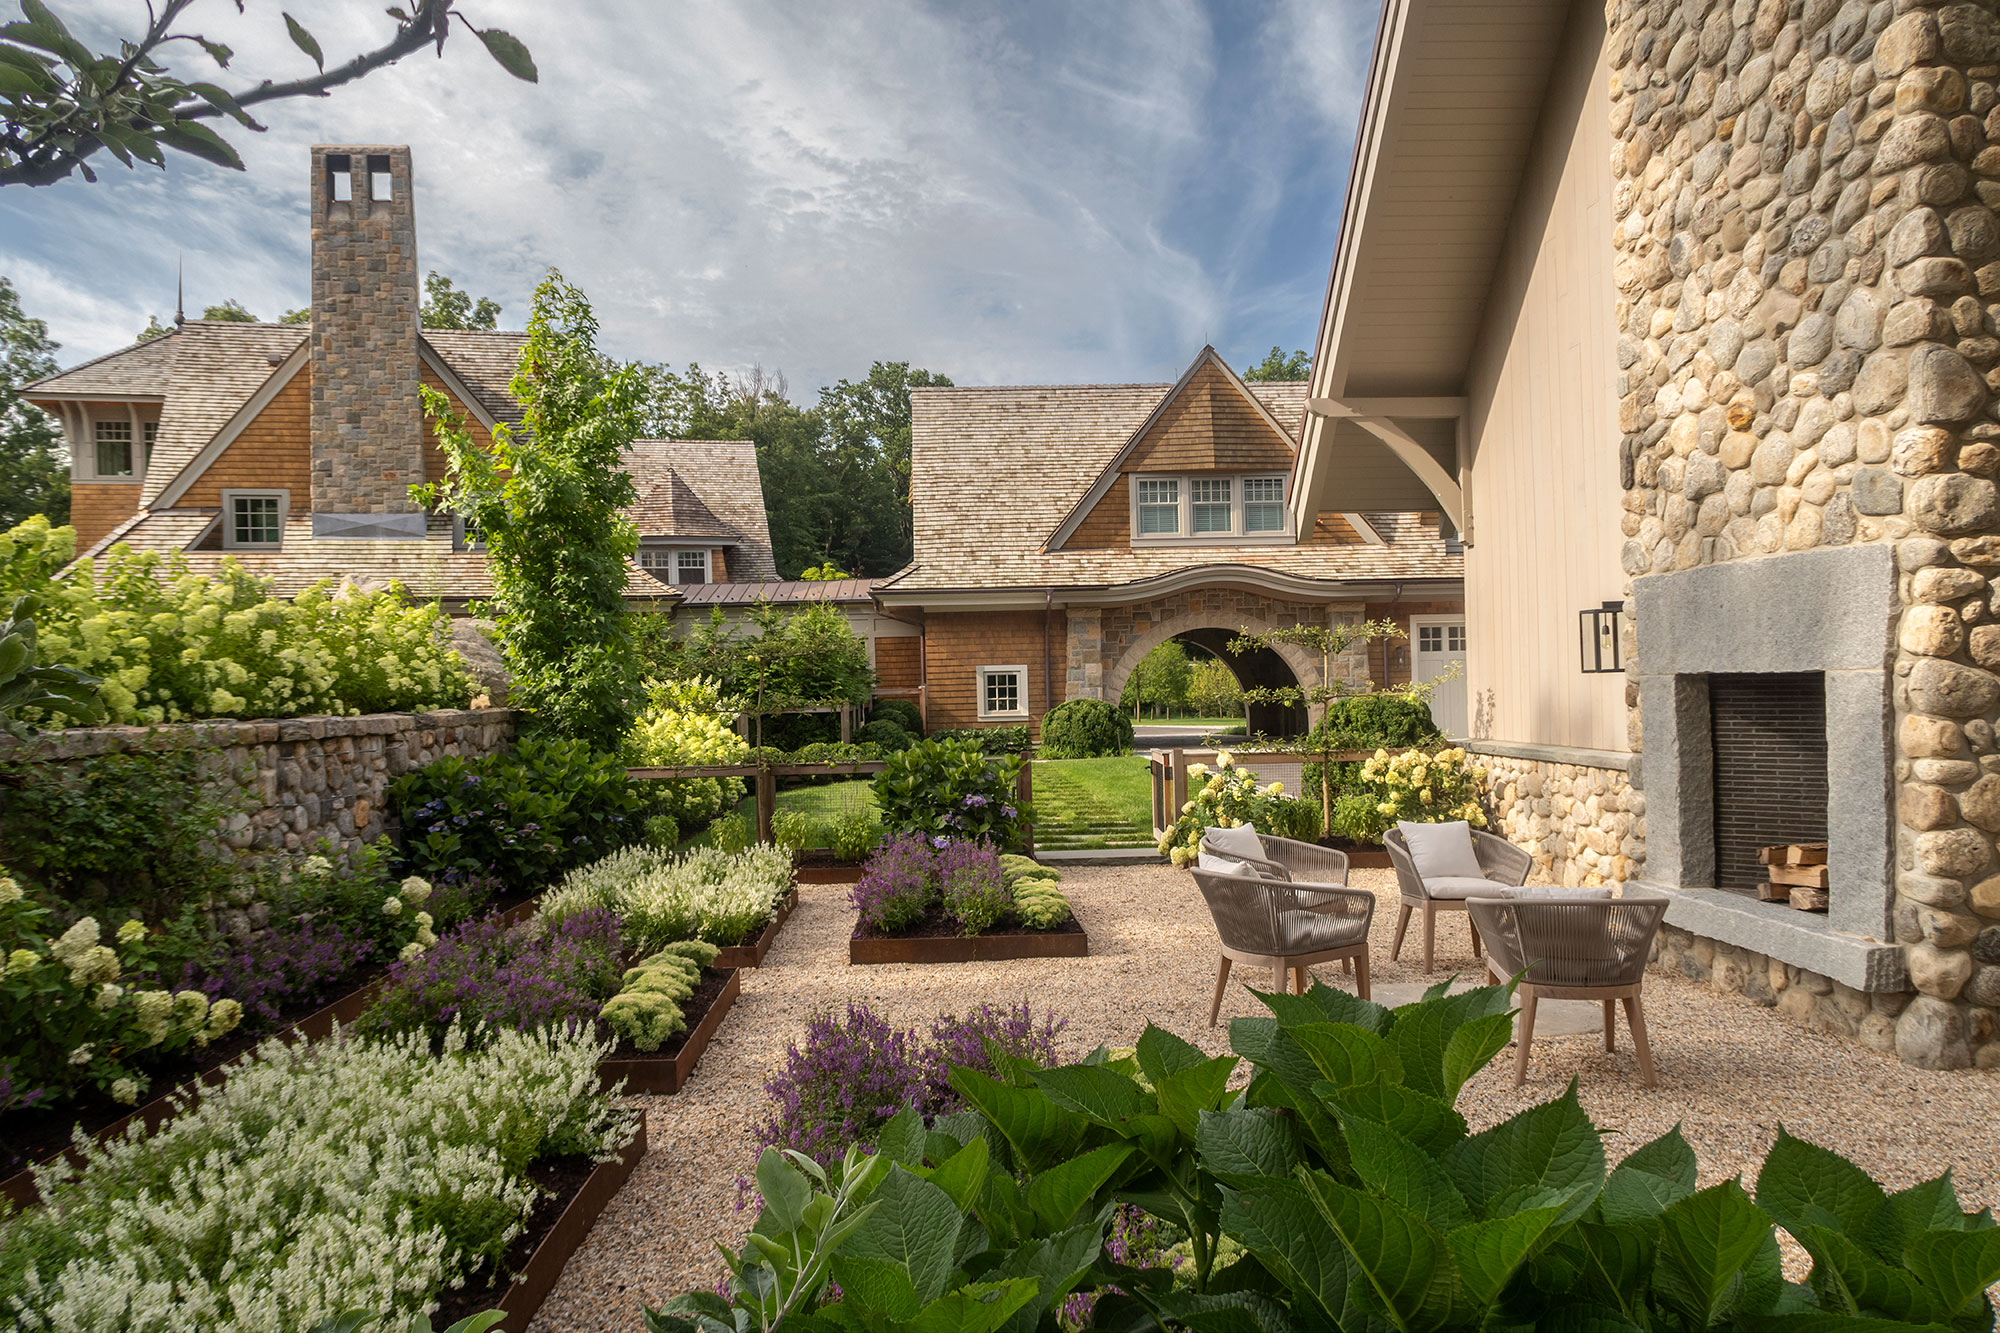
1610 0 2000 1067
1477 754 1647 886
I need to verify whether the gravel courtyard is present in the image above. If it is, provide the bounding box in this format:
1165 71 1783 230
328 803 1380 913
530 863 2000 1332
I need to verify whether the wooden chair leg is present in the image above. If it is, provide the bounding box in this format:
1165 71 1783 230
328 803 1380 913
1354 949 1371 1001
1513 986 1539 1087
1391 904 1411 961
1209 956 1233 1028
1342 955 1353 975
1293 965 1309 994
1468 918 1483 957
1602 999 1617 1052
1272 960 1287 994
1422 903 1437 973
1623 992 1657 1088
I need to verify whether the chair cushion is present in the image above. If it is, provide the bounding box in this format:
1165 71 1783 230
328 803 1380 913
1422 875 1511 900
1396 820 1483 881
1201 824 1276 876
1499 885 1613 900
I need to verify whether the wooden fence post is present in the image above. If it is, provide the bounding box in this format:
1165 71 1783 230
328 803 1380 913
1170 748 1188 831
755 767 776 845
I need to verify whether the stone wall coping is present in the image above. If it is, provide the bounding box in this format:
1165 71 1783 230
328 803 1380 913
0 708 520 760
1463 739 1632 772
1628 880 1909 993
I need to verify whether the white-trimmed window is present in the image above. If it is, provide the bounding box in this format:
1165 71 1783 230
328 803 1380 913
1191 478 1232 534
1243 475 1287 531
94 420 134 477
676 549 710 585
222 489 286 548
977 664 1027 719
1131 471 1292 542
142 420 157 471
1135 478 1180 534
453 515 485 552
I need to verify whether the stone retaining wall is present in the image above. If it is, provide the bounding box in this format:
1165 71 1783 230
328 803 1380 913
1474 751 1647 886
1 708 517 857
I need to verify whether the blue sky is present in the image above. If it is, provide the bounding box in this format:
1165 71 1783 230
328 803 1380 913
2 0 1379 394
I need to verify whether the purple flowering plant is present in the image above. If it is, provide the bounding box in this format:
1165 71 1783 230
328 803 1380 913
849 833 935 932
752 998 1066 1167
935 839 1010 937
179 917 376 1032
359 908 624 1045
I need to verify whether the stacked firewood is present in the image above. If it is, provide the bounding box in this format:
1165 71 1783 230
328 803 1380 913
1757 842 1828 911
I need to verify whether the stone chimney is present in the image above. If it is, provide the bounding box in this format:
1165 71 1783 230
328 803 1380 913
308 145 426 539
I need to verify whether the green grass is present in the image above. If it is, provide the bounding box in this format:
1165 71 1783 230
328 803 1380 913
684 778 881 849
1130 715 1246 729
1030 755 1156 849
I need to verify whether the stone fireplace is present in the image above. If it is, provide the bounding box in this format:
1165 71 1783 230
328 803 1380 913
1631 545 1905 992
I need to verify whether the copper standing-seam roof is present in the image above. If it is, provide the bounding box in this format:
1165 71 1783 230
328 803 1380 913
675 578 878 605
889 381 1460 593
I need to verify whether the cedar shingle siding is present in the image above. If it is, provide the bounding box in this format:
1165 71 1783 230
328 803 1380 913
1123 359 1297 474
921 611 1065 734
69 484 144 551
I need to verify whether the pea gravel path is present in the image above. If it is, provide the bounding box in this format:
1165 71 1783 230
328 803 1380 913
529 864 2000 1332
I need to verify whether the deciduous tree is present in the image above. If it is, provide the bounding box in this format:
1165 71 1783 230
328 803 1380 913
1242 346 1310 381
0 277 66 527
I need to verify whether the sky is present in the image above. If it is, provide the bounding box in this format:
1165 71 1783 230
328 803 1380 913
2 0 1380 397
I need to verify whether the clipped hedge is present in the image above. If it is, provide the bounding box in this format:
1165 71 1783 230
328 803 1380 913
1037 698 1134 759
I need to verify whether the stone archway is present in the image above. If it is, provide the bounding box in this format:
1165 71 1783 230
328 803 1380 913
1101 611 1322 734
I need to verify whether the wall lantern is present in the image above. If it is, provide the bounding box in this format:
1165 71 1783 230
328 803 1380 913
1579 601 1624 674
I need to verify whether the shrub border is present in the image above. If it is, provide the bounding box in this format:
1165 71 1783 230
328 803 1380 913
0 893 546 1211
596 966 742 1094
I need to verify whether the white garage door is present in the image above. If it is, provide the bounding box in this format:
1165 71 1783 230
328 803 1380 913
1412 616 1467 738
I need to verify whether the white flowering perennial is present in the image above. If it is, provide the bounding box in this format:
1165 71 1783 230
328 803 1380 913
540 843 791 952
0 1024 633 1332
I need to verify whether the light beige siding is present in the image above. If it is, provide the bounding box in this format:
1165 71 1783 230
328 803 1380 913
1462 4 1625 753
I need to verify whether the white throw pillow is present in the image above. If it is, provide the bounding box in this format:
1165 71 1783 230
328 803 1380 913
1396 820 1485 881
1196 850 1258 875
1202 824 1265 864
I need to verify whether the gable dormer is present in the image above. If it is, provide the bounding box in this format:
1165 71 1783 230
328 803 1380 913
1047 347 1300 551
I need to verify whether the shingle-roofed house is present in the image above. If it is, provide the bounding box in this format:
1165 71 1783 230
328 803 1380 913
880 345 1466 735
24 145 777 611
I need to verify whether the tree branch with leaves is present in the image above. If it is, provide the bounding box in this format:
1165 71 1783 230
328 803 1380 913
0 0 536 189
1228 617 1405 834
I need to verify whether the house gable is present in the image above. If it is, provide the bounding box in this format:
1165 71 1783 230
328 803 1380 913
1049 348 1299 553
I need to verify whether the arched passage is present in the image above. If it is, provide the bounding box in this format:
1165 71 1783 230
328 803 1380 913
1103 613 1319 737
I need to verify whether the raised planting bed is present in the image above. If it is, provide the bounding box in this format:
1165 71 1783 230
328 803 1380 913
1325 838 1393 869
792 850 866 884
0 888 549 1211
597 966 741 1094
712 890 797 968
431 1109 649 1333
850 909 1088 965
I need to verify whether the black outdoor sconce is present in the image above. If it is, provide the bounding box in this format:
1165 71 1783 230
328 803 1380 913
1580 601 1624 674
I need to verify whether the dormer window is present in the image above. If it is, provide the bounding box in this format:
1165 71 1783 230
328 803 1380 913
94 420 134 477
142 420 157 470
223 489 287 549
676 550 710 585
1131 472 1291 542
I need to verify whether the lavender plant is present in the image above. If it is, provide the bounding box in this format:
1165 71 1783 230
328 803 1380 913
935 839 1010 937
848 833 934 932
358 909 623 1044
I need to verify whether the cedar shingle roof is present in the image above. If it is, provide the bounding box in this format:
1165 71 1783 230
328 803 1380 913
82 510 675 602
889 380 1461 593
423 330 530 427
629 470 740 541
622 440 777 579
144 322 308 506
22 328 179 399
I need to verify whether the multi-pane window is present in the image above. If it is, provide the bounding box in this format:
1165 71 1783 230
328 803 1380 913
142 421 158 470
1243 476 1286 531
676 550 708 585
230 494 282 546
1136 478 1180 534
979 666 1026 718
94 420 133 477
1190 478 1232 534
1417 624 1466 654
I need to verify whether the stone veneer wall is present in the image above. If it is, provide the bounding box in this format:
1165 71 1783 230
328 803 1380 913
2 707 516 858
1474 751 1648 885
1607 0 2000 1066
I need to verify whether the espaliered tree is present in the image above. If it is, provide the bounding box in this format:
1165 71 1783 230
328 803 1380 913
1229 618 1405 834
415 270 641 752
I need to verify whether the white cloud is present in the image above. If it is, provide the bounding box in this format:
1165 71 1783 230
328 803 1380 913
0 0 1373 392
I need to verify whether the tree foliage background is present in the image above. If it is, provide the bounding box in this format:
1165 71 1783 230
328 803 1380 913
0 277 66 527
626 358 950 579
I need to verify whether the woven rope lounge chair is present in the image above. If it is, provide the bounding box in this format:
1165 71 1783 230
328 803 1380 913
1192 828 1373 1024
1466 891 1671 1088
1384 824 1533 972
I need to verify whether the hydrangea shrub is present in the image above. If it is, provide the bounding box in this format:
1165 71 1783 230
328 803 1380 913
1331 745 1489 845
1156 751 1319 866
0 517 473 724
